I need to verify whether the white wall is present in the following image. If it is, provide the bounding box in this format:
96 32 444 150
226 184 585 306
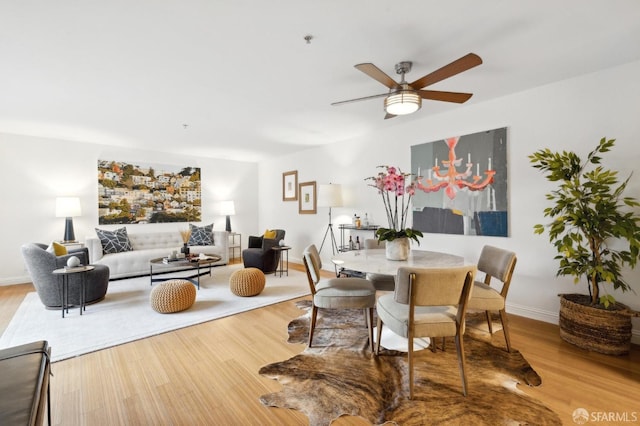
2 60 639 339
258 60 640 338
1 133 258 284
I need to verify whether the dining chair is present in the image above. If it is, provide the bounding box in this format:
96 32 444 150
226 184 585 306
375 265 476 399
363 239 395 291
302 244 376 352
467 245 517 352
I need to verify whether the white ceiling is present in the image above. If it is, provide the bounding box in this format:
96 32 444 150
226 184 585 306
1 1 640 162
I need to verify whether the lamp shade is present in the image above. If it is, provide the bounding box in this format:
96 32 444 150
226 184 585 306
219 200 236 216
317 184 343 208
385 88 422 115
55 197 81 217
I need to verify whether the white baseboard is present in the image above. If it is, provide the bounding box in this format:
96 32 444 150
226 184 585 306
506 301 559 324
506 301 640 345
0 275 31 286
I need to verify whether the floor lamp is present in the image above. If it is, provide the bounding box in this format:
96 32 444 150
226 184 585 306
317 184 342 255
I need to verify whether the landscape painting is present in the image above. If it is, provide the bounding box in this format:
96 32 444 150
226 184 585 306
410 127 508 236
98 160 202 224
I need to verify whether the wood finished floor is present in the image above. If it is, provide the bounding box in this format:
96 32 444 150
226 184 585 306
1 264 638 425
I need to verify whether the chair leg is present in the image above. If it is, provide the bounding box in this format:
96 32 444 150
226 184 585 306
430 337 446 352
408 334 414 400
308 305 318 348
454 334 468 397
485 310 493 334
366 307 374 354
430 337 437 352
375 317 383 355
499 309 512 352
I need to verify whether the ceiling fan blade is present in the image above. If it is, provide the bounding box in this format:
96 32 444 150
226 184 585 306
384 113 397 120
355 63 400 89
417 90 473 104
409 53 482 90
331 92 389 106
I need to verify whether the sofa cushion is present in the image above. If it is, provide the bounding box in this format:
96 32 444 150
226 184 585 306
264 229 277 239
188 223 214 245
46 241 67 256
95 227 133 254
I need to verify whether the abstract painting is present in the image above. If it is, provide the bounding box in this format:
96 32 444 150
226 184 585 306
410 127 508 236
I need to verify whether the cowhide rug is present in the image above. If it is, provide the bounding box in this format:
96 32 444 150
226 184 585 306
259 300 560 425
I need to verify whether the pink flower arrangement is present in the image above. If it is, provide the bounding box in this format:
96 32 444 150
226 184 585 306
366 166 422 243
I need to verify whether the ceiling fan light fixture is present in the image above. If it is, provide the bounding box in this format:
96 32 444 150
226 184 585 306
384 90 421 115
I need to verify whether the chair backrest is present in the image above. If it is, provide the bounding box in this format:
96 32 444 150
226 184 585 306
21 243 57 285
395 265 477 307
264 229 285 241
302 244 322 292
477 245 517 297
364 239 385 249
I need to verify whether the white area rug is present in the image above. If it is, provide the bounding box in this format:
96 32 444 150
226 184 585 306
0 265 309 362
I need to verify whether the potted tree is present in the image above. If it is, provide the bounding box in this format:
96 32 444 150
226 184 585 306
529 137 640 355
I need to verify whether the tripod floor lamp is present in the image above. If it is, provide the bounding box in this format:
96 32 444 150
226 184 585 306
318 183 343 255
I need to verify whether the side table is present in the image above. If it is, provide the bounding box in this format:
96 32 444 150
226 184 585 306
228 232 242 262
52 265 95 318
272 246 291 277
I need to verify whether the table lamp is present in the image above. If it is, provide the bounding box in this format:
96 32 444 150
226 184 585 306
56 197 81 242
220 200 236 232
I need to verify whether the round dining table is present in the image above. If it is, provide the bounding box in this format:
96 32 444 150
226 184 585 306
331 248 469 352
331 248 466 276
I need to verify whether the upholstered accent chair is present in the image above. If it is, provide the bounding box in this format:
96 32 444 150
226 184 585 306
375 265 476 399
303 244 376 352
21 243 110 309
242 229 285 273
363 239 395 291
467 245 517 352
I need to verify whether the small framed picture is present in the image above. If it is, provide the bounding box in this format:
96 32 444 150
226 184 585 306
298 181 317 214
282 170 298 201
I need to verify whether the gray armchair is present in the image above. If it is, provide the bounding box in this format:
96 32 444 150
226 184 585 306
21 243 110 309
242 229 285 273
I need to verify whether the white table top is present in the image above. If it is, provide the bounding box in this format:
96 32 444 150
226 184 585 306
331 249 466 275
52 265 95 275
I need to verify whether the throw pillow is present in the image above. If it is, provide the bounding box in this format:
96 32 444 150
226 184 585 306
95 227 133 254
248 235 264 248
188 223 214 246
46 241 68 256
264 229 277 239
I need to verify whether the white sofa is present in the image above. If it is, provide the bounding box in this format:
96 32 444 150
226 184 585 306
86 231 229 279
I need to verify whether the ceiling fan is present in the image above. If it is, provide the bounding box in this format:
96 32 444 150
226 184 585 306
331 53 482 119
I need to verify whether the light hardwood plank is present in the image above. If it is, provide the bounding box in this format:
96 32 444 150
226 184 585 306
1 265 638 425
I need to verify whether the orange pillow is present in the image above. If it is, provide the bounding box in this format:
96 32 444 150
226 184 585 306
264 229 277 239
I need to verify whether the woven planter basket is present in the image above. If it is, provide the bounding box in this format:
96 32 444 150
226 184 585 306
559 294 637 355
